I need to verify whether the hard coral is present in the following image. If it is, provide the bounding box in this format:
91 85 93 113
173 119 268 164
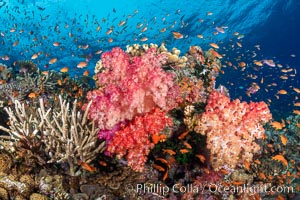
195 91 272 170
107 108 172 172
85 47 180 130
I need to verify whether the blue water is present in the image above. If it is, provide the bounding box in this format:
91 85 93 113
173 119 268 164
0 0 299 118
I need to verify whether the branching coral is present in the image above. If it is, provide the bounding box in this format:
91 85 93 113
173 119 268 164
194 90 272 170
40 96 105 175
0 95 105 176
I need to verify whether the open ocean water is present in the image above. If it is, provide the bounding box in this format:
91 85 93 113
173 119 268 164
0 0 299 118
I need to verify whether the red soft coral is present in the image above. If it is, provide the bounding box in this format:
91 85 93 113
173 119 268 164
106 108 172 172
85 47 180 130
195 91 272 170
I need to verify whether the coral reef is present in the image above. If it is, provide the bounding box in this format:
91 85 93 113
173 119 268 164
0 44 298 200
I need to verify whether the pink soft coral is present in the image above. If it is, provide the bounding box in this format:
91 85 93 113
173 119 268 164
85 47 180 130
106 108 172 172
195 91 272 170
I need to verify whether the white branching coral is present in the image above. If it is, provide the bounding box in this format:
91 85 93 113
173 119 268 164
0 96 105 176
39 96 105 175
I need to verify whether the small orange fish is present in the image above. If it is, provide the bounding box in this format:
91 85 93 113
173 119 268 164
98 161 107 167
60 67 69 73
108 38 113 43
152 163 165 172
258 172 267 179
238 62 246 67
160 28 166 32
270 121 285 130
152 134 160 144
141 26 147 32
179 149 189 154
57 79 63 85
78 161 97 172
140 37 148 42
13 40 19 46
272 155 288 166
106 29 113 35
162 149 176 155
96 25 101 32
277 90 287 95
178 131 189 140
172 31 183 39
28 92 38 98
53 42 60 46
83 70 89 76
183 141 192 149
292 109 300 115
254 159 261 165
244 161 250 171
210 50 223 59
293 87 300 93
232 181 244 186
41 71 49 75
209 43 219 49
49 58 57 64
163 168 169 181
236 42 242 47
95 50 103 54
294 102 300 107
279 135 288 145
118 20 127 27
156 158 170 168
196 154 206 163
253 60 263 66
77 61 88 68
31 53 38 59
280 75 288 80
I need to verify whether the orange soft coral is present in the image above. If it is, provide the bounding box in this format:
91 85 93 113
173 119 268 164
195 91 272 170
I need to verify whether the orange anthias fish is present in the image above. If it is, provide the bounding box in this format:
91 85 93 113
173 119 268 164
172 31 184 39
279 135 288 145
60 67 69 73
293 110 300 115
77 61 88 68
209 43 219 49
31 53 38 60
49 58 58 64
162 149 176 155
78 160 97 172
272 155 288 166
270 120 285 130
277 89 287 95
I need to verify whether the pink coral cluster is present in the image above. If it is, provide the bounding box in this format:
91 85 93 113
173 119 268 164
195 90 272 170
85 47 180 131
106 108 172 172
